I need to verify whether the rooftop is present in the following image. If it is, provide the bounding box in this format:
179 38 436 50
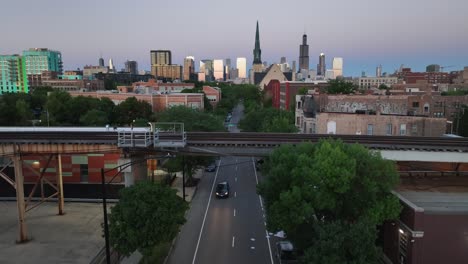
395 187 468 213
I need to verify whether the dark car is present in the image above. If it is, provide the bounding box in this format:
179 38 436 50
205 164 217 172
255 158 264 171
276 241 298 264
215 181 230 198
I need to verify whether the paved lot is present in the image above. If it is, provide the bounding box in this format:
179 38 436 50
0 201 105 264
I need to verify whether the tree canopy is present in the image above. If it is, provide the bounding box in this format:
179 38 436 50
156 105 225 132
238 107 297 133
257 140 401 263
108 181 188 257
327 79 357 94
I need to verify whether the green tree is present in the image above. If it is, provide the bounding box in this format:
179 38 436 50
79 109 108 126
258 140 401 263
114 97 153 126
378 84 389 90
156 105 224 132
327 79 357 94
239 107 297 133
108 181 188 257
45 91 73 125
15 99 33 126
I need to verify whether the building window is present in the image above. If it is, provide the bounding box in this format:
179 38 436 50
399 228 408 264
312 123 316 134
386 123 392 135
367 124 374 135
424 103 429 113
297 101 302 109
400 124 406 135
412 102 419 108
412 124 418 135
296 117 300 126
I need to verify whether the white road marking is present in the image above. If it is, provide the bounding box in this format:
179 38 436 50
235 177 237 182
252 157 274 264
192 159 222 264
251 238 256 241
234 192 237 198
232 236 235 247
234 209 236 217
235 166 238 171
251 246 255 249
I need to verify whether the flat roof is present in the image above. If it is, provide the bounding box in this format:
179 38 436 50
395 190 468 213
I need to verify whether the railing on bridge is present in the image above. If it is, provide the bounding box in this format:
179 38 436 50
117 123 186 148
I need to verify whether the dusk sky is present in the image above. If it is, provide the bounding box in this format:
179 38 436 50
2 0 467 76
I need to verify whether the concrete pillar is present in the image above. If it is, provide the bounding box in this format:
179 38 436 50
56 154 64 215
131 155 147 182
13 154 28 242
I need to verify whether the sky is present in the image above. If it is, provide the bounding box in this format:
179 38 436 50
1 0 468 77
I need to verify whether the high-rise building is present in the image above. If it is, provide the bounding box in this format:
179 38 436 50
292 61 296 73
225 58 231 69
237 57 247 79
213 59 224 81
299 34 309 71
125 60 138 75
23 48 63 75
0 55 29 94
376 64 382 77
317 53 326 76
150 50 181 80
150 50 171 65
426 64 441 73
200 60 214 82
183 56 195 81
332 57 343 78
280 57 286 64
99 57 105 67
252 21 262 72
108 58 115 72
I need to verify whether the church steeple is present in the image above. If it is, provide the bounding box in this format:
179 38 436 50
253 21 262 65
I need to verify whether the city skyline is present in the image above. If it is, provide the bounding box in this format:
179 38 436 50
1 0 467 76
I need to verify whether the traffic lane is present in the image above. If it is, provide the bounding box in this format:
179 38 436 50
230 157 273 264
166 169 218 264
193 156 238 264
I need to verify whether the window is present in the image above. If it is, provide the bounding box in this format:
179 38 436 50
297 101 302 109
424 103 429 113
412 102 419 108
400 124 406 135
367 124 374 135
296 117 300 126
312 123 316 134
386 123 392 135
411 124 418 135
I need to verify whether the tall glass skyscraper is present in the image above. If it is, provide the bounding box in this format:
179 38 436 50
299 34 309 71
0 55 29 94
22 48 63 75
236 57 247 79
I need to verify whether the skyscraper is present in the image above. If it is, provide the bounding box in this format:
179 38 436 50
299 34 309 71
332 57 343 78
237 57 247 79
108 58 115 72
99 57 105 67
150 50 171 65
213 59 224 81
183 56 195 81
376 64 382 77
150 50 181 80
125 60 138 75
426 64 440 73
200 59 214 81
317 53 326 76
292 61 296 73
280 57 286 64
252 21 262 72
0 55 28 94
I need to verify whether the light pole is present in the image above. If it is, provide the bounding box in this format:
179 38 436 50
100 154 175 264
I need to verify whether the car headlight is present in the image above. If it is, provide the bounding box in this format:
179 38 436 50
225 192 228 195
216 192 219 195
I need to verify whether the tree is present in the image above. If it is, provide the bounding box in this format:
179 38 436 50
239 107 297 133
114 97 153 126
378 84 389 90
45 91 73 125
156 105 225 132
79 109 108 126
108 181 188 257
327 79 357 94
258 140 401 263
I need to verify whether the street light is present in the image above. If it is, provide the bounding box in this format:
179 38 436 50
100 154 175 264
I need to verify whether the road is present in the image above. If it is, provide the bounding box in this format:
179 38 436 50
167 103 275 264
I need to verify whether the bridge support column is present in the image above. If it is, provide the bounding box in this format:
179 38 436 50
131 155 147 183
56 154 64 215
13 154 28 243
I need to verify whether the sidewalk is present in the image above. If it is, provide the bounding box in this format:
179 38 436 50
120 169 203 264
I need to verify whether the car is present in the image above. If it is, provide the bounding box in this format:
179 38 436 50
276 241 298 264
205 164 217 172
255 158 264 171
215 181 230 198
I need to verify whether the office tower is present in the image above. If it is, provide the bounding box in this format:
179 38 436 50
23 48 63 75
200 60 214 82
225 58 232 80
183 56 195 81
0 55 29 94
317 53 325 76
237 57 247 78
299 34 309 71
150 50 171 65
252 21 262 72
325 70 335 80
376 64 382 77
280 57 286 64
213 59 224 81
99 57 105 67
332 57 343 78
361 71 366 77
150 50 181 80
230 68 239 79
426 64 440 72
108 58 115 72
125 60 138 75
292 61 296 73
225 58 231 69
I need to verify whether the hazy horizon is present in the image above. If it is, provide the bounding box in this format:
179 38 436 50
2 0 467 76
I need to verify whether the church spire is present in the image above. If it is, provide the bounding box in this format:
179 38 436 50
253 21 262 65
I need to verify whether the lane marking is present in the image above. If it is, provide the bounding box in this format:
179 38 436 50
192 159 222 264
234 209 236 217
234 192 237 198
232 236 235 248
235 166 238 171
235 177 237 182
252 157 274 264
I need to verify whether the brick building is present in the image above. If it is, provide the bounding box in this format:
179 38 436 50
202 86 221 107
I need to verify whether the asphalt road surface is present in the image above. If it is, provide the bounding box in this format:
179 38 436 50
167 103 276 264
